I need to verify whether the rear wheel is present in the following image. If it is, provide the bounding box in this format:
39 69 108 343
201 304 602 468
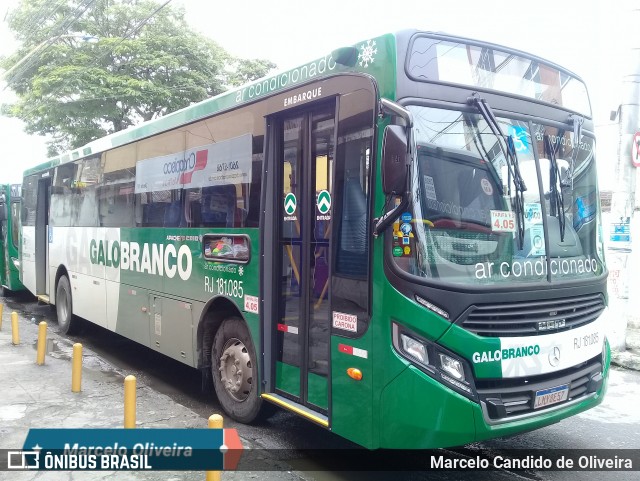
56 275 78 334
211 317 270 423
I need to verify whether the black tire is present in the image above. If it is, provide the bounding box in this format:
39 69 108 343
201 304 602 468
56 275 77 334
212 317 266 423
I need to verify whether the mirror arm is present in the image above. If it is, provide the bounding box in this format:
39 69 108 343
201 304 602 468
375 98 415 237
380 98 413 151
373 192 410 238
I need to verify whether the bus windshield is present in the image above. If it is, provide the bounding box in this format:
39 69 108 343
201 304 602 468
392 105 605 286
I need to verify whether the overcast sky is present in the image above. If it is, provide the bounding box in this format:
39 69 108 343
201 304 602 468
0 0 631 186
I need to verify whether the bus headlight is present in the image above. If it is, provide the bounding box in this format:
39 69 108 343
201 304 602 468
438 353 465 382
392 322 476 399
400 333 428 365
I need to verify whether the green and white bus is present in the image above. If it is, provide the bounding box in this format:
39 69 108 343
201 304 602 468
20 30 608 449
0 183 25 294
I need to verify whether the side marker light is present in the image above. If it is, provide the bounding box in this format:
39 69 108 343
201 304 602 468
347 368 363 381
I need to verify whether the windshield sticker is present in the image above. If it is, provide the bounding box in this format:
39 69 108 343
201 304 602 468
393 246 403 257
401 212 412 222
507 125 530 155
480 178 493 195
400 223 412 235
423 175 437 201
529 224 545 256
404 246 411 255
490 210 516 233
524 203 542 225
574 192 597 231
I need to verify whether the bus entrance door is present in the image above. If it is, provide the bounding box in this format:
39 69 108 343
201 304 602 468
274 103 335 416
35 177 51 298
0 188 7 288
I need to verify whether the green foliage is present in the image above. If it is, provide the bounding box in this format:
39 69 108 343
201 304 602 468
227 58 278 87
1 0 276 155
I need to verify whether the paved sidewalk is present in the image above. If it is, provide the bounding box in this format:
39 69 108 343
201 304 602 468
611 326 640 371
0 310 303 481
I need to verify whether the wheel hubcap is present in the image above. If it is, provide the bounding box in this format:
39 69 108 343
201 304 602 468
219 338 252 401
58 289 68 321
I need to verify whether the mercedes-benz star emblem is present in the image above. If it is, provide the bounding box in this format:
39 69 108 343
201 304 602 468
548 346 561 367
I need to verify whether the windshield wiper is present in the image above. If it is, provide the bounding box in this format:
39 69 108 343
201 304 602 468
544 134 566 242
565 114 584 189
463 113 504 196
467 93 527 249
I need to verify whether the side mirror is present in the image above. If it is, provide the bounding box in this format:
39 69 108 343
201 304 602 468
382 125 408 194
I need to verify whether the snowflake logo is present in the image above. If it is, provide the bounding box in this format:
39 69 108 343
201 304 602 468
358 39 377 68
238 266 244 276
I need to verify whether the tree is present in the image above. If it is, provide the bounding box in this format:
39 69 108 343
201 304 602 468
227 58 277 87
1 0 275 155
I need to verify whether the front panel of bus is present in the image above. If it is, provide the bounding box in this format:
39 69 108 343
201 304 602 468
370 32 608 448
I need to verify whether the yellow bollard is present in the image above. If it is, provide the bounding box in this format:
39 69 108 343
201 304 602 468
71 343 83 392
11 311 19 345
206 414 224 481
36 321 47 365
0 303 4 330
124 375 136 429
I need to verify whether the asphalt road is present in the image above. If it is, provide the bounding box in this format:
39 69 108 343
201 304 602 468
1 292 638 481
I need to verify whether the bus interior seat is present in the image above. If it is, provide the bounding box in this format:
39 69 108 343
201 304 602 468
143 202 166 227
163 200 182 227
135 199 143 225
188 200 202 227
201 184 236 228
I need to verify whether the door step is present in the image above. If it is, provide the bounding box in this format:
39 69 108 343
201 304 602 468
37 294 50 305
261 393 329 428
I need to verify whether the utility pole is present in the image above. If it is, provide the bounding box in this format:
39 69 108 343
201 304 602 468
608 0 640 349
611 1 639 223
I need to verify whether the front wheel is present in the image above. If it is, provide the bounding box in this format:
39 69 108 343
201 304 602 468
211 317 264 423
56 275 78 334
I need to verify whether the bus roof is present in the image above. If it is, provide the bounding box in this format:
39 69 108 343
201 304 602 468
23 30 399 178
23 29 589 178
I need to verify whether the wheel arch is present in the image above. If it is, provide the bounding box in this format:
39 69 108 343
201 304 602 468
196 295 249 371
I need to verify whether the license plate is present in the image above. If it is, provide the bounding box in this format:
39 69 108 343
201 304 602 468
533 384 568 409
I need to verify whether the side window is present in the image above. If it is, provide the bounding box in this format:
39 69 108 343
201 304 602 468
73 157 101 227
332 89 375 320
50 163 77 227
99 168 135 228
21 175 38 226
245 135 264 227
137 190 180 228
